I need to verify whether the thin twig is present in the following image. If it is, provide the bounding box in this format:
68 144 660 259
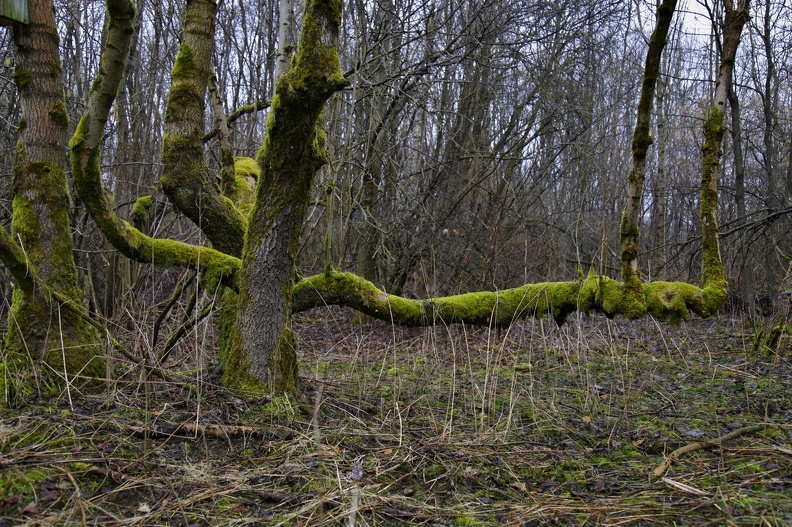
652 424 768 478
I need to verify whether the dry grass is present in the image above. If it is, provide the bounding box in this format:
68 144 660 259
2 308 791 526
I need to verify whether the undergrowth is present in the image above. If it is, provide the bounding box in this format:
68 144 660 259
1 308 790 526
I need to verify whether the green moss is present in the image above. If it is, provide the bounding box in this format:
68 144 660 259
643 281 699 325
10 194 41 240
13 67 31 90
631 122 653 153
263 394 297 418
0 467 53 498
218 289 265 392
170 42 197 80
49 99 69 127
234 156 260 180
131 194 153 227
272 323 299 394
703 107 725 141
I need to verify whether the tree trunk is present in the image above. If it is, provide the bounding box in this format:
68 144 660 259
232 0 347 393
652 61 668 279
1 0 105 403
619 0 677 317
160 0 247 258
727 65 753 313
699 0 749 308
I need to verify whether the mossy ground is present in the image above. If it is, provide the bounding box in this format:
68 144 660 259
1 309 790 526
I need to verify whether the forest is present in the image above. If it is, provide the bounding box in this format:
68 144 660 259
0 0 790 524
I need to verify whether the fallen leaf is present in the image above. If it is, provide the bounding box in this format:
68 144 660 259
137 503 151 514
509 481 528 493
1 494 21 508
40 490 59 501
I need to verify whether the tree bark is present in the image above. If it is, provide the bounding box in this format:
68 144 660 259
232 0 348 393
160 0 247 258
727 63 753 312
1 0 105 403
71 0 241 292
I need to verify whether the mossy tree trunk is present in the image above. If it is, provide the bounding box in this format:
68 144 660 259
161 0 247 258
699 0 749 308
1 0 105 403
71 0 241 293
619 0 676 318
232 0 348 393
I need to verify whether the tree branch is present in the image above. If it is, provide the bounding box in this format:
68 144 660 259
292 270 726 327
70 0 241 291
652 424 768 478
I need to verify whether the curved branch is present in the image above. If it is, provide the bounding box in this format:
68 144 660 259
292 270 725 327
202 99 271 143
652 424 767 478
0 224 35 293
70 0 240 290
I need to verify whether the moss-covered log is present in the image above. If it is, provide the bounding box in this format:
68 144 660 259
292 270 725 327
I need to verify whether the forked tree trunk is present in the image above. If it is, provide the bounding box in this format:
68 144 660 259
1 0 105 403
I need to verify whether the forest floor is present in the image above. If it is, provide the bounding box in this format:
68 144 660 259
1 308 791 526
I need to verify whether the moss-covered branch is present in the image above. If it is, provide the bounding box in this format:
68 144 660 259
160 0 246 257
202 99 271 143
0 223 35 293
70 0 240 290
292 270 724 327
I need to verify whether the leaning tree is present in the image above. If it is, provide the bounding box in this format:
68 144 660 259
1 0 749 403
